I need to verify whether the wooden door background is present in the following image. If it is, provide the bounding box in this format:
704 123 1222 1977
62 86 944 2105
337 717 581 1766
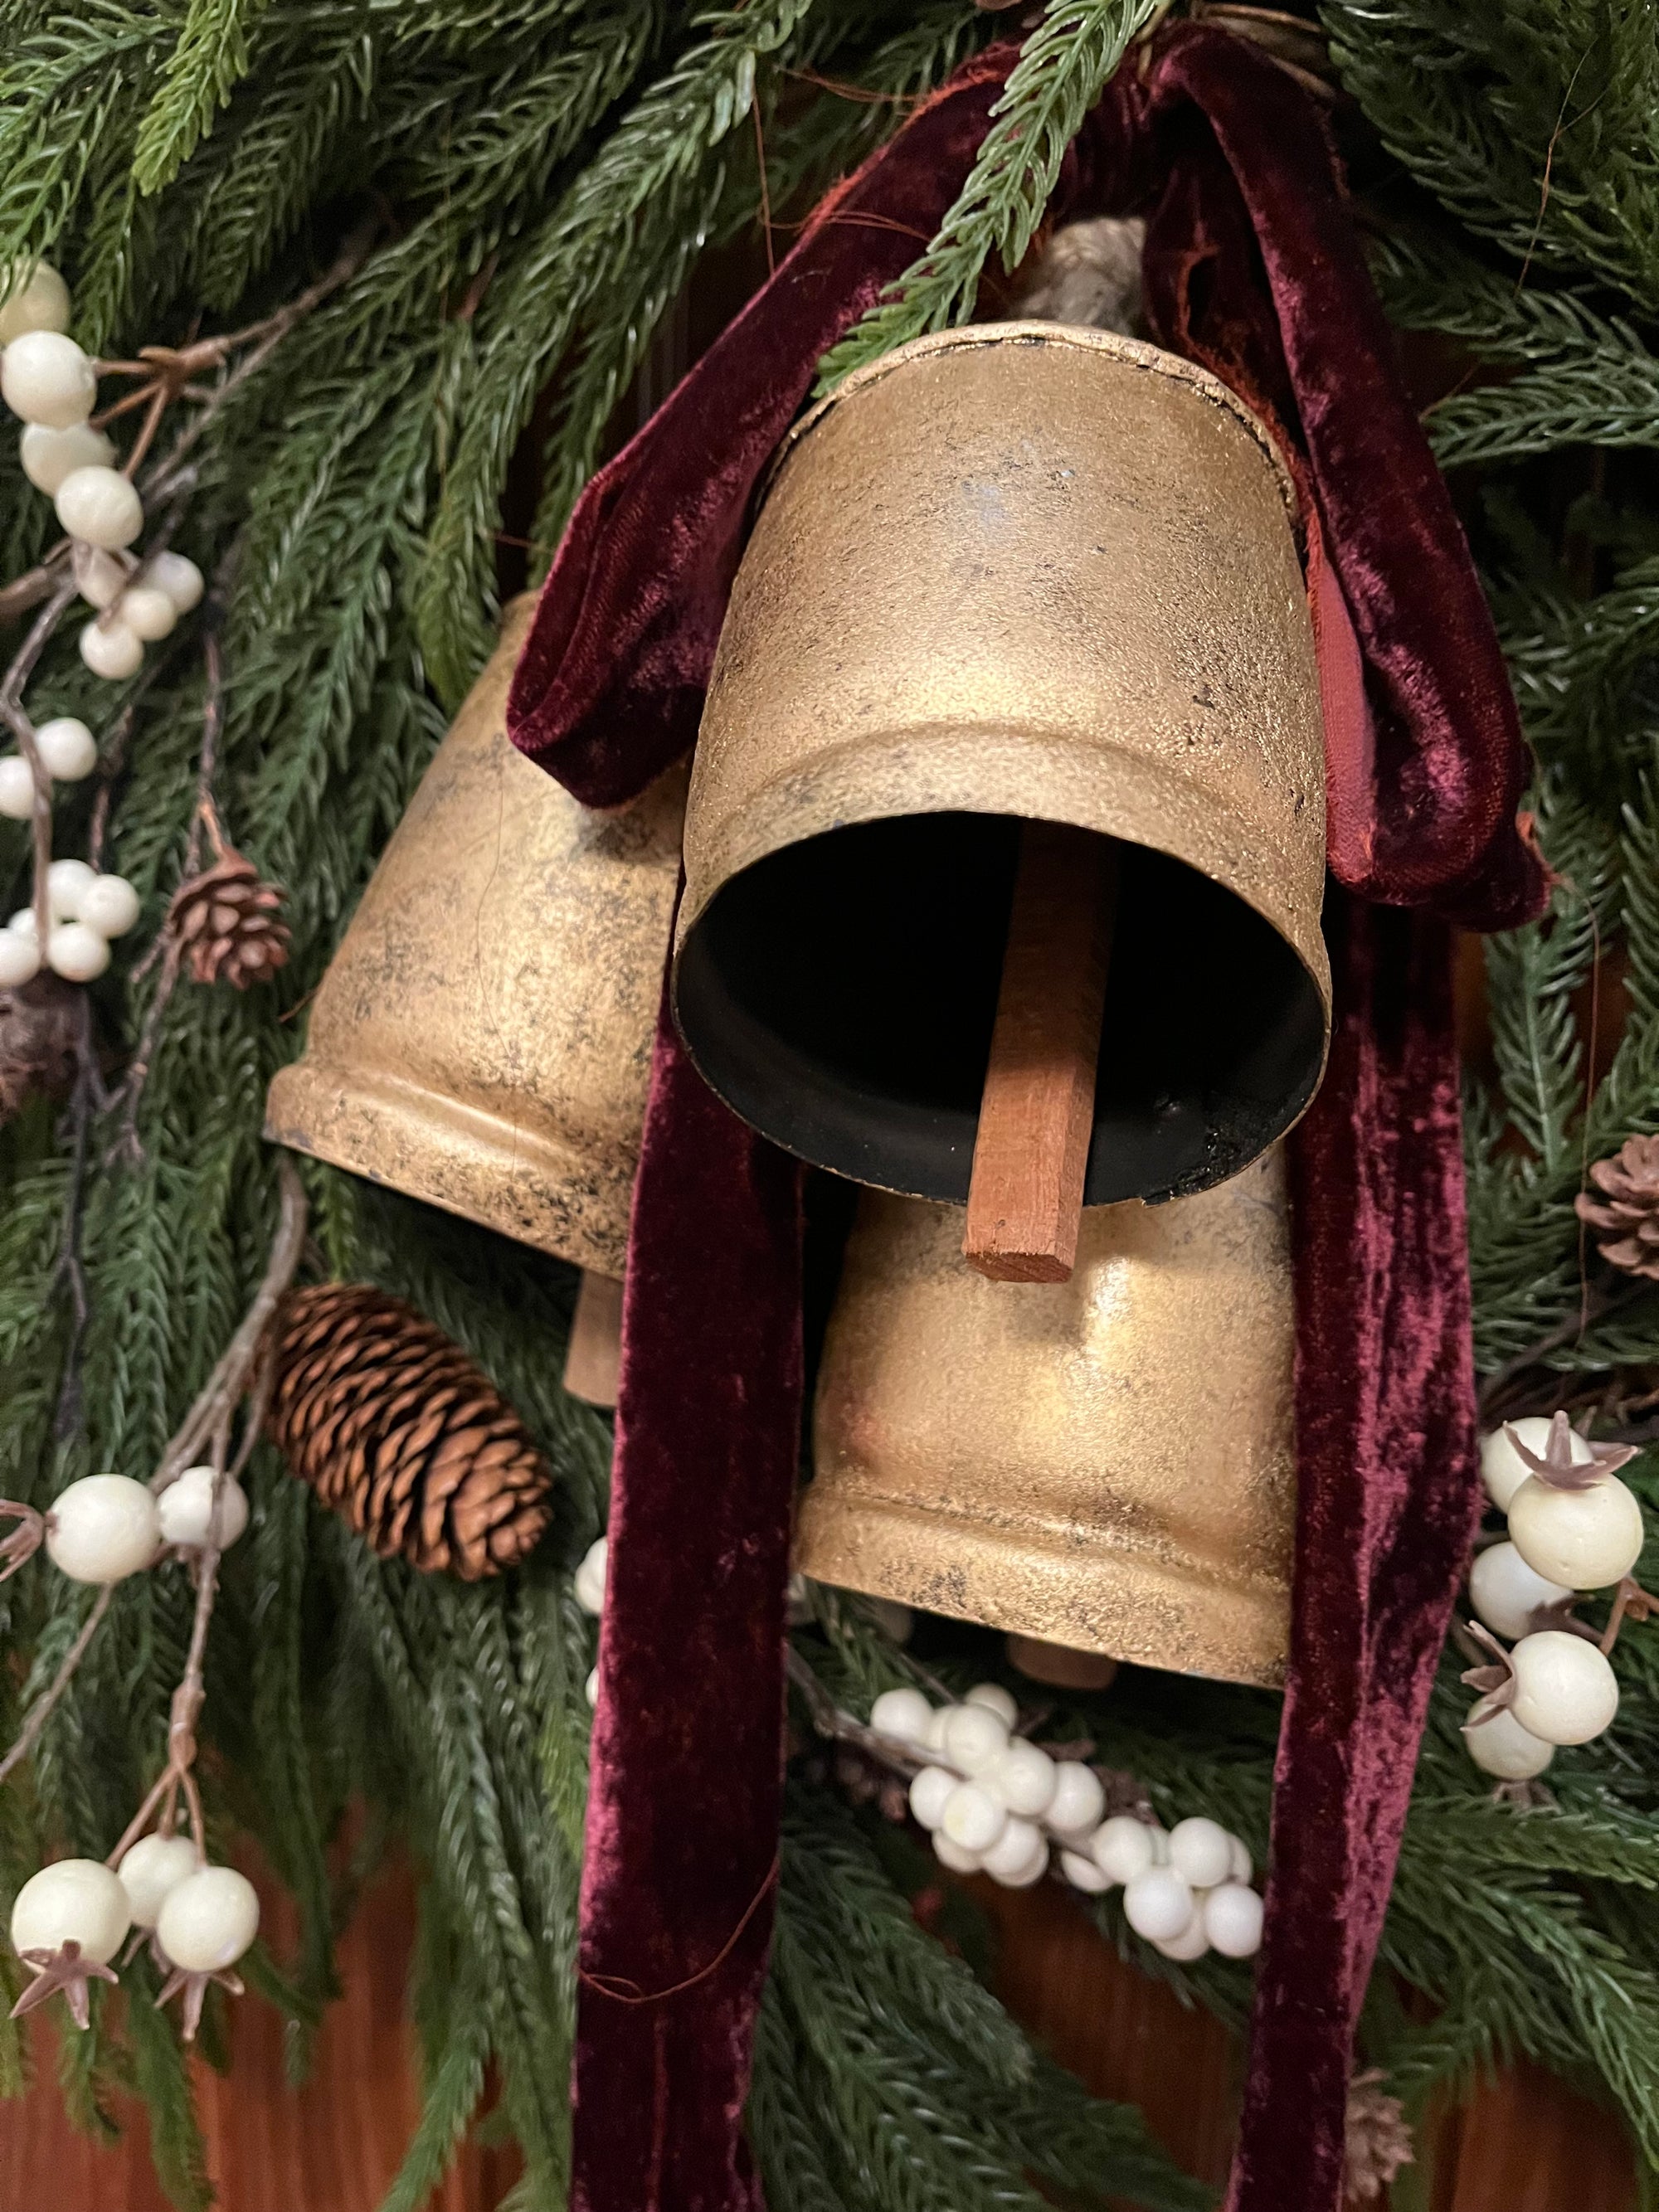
2 1844 1637 2210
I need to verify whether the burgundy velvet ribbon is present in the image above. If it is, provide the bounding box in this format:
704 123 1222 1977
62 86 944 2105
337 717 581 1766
510 26 1547 2212
576 981 802 2212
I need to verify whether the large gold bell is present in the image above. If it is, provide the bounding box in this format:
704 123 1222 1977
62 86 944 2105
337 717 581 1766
797 1149 1297 1686
673 323 1331 1207
265 598 684 1398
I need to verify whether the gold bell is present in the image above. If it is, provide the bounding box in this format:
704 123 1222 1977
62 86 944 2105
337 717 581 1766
265 597 684 1404
797 1149 1297 1687
673 323 1331 1212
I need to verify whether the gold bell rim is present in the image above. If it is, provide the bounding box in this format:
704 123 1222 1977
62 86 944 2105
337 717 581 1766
265 1055 636 1277
776 320 1301 524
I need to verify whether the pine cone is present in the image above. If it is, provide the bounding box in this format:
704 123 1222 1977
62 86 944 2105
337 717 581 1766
1342 2069 1413 2201
170 848 290 988
265 1284 554 1578
1575 1135 1659 1280
0 975 80 1125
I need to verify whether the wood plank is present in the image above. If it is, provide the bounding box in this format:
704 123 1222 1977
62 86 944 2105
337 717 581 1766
963 823 1116 1284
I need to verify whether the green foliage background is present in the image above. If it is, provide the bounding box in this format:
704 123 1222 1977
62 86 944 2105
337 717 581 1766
1 2 1658 2207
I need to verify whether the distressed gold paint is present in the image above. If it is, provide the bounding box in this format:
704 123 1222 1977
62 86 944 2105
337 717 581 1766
800 1148 1296 1688
265 597 684 1273
675 322 1331 1082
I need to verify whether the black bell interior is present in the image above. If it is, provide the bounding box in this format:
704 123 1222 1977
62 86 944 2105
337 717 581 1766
673 811 1326 1206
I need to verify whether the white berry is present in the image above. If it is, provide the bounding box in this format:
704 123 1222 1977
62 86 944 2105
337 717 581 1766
941 1702 1009 1776
34 717 97 782
0 931 40 987
1481 1415 1590 1511
1152 1909 1210 1961
1122 1867 1194 1942
0 756 36 820
1168 1817 1233 1889
573 1534 606 1614
20 421 114 495
118 585 178 641
8 909 37 939
144 551 204 613
56 464 142 551
79 618 143 681
1203 1882 1265 1959
963 1682 1019 1727
155 1865 260 1972
11 1859 130 1965
1507 1472 1644 1591
941 1782 1006 1854
932 1832 982 1875
870 1687 934 1748
117 1835 200 1929
157 1466 249 1550
1226 1832 1252 1885
46 858 95 916
1508 1629 1619 1744
923 1705 952 1751
907 1766 956 1831
78 874 139 940
1047 1761 1106 1838
46 1473 160 1582
76 547 128 609
1470 1540 1574 1640
1 331 95 429
1061 1848 1112 1893
0 260 71 347
48 921 109 981
1090 1815 1156 1885
980 1816 1044 1882
1463 1702 1554 1779
584 1666 598 1705
984 1739 1056 1818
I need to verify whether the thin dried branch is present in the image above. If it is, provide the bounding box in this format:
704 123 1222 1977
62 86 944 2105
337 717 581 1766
0 1159 309 1802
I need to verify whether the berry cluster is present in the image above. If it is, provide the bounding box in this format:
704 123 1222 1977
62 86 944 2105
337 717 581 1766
0 260 203 683
870 1684 1263 1962
4 1462 255 2034
0 848 140 986
1464 1413 1648 1780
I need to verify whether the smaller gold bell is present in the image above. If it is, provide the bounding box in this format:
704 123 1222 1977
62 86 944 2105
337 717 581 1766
265 599 684 1402
798 1150 1297 1687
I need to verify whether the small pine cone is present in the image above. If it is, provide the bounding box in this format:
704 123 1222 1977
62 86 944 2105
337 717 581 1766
169 849 290 988
265 1284 554 1578
1575 1135 1659 1280
1342 2069 1413 2202
0 975 80 1125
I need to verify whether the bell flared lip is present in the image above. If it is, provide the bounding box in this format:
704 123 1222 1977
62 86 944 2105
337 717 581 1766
672 719 1333 1198
264 1057 635 1276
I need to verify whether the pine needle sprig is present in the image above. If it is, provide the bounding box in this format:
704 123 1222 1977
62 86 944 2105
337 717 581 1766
815 0 1160 394
132 0 276 197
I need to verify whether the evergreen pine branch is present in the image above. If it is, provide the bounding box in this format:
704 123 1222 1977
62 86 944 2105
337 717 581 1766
815 0 1159 393
132 0 275 196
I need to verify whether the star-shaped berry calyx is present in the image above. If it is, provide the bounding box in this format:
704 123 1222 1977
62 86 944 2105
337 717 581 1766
0 1500 44 1583
1459 1621 1518 1728
1506 1411 1638 1493
9 1940 119 2031
156 1959 244 2042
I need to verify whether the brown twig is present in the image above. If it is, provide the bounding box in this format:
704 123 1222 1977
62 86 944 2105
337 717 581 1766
0 570 81 944
0 1587 114 1791
1477 1276 1650 1418
0 1159 309 1804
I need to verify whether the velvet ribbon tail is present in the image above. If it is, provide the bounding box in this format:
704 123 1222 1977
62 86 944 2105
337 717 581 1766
1237 894 1483 2211
573 969 803 2212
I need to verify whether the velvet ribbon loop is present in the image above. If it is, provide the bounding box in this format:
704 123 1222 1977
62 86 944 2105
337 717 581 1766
511 25 1546 2212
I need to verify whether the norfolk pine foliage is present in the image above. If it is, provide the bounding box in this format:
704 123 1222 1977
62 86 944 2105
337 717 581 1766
1 2 1658 2207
